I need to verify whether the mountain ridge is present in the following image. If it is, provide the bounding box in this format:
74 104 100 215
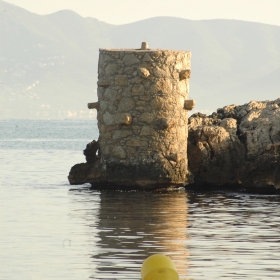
1 0 280 119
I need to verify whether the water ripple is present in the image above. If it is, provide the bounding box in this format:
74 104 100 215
1 120 280 279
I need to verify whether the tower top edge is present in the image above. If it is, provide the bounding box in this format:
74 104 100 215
99 48 191 54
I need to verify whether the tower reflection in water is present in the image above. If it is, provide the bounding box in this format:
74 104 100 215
90 191 189 279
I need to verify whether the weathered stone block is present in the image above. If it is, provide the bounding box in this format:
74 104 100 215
97 79 108 87
104 132 112 139
113 130 132 139
132 125 141 134
140 126 154 136
126 137 148 147
136 106 145 112
130 76 143 84
143 53 153 62
126 147 137 155
88 102 99 109
118 97 135 112
105 63 118 76
102 112 132 126
150 96 165 110
184 99 196 110
115 75 128 86
136 101 146 106
153 66 170 78
103 111 115 126
123 53 140 65
112 146 126 159
119 113 132 125
139 112 154 124
179 69 191 80
152 79 172 94
137 67 150 78
132 84 145 95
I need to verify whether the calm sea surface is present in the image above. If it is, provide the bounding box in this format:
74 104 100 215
1 119 280 280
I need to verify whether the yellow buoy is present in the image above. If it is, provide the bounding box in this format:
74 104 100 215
141 254 179 280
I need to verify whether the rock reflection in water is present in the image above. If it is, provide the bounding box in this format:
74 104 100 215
186 192 280 279
69 189 280 280
88 191 189 279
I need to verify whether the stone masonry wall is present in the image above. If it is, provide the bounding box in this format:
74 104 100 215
91 48 191 187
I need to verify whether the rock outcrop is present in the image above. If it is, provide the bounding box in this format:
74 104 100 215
188 99 280 193
69 99 280 192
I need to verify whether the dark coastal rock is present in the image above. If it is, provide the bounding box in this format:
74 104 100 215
69 152 187 190
187 99 280 192
69 140 102 185
69 98 280 193
83 140 100 163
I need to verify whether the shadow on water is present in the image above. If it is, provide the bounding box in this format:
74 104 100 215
69 189 189 279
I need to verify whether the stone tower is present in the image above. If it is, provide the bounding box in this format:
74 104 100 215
69 43 195 189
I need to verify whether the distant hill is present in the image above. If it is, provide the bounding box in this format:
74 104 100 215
1 0 280 119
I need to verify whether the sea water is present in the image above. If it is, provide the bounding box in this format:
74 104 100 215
1 119 280 280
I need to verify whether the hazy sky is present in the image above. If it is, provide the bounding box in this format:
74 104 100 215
3 0 280 26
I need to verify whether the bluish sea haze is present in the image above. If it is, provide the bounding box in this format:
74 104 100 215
1 119 280 280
